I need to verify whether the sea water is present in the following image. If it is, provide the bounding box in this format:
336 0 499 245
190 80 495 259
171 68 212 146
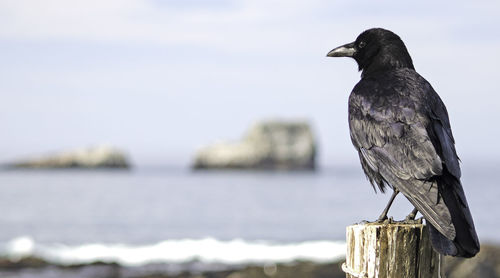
0 164 497 266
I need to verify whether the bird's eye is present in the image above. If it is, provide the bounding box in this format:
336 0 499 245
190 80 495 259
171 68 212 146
358 41 366 48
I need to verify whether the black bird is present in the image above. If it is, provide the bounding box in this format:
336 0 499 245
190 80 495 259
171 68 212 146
327 28 480 257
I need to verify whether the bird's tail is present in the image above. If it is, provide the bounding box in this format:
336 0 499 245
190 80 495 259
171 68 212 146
428 173 480 257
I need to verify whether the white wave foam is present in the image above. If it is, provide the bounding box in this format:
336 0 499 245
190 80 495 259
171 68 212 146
2 237 346 266
4 236 35 260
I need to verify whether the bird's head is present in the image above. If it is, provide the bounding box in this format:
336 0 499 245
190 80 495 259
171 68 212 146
327 28 414 76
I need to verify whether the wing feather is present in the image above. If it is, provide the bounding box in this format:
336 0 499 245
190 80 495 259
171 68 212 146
348 70 458 239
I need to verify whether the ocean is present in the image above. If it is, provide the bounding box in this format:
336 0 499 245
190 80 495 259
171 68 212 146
0 164 497 266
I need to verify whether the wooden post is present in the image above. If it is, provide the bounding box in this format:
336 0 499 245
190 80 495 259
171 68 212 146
341 222 441 278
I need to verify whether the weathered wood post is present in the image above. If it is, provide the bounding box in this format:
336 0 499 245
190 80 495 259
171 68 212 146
341 222 441 278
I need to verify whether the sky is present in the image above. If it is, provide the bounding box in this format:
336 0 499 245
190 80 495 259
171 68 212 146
1 0 500 167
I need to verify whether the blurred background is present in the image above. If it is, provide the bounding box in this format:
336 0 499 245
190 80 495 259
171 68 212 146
1 0 500 277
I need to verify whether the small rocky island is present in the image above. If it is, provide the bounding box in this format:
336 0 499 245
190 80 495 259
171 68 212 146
8 145 130 169
193 120 316 170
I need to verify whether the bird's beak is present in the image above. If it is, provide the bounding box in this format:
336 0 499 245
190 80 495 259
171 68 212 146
326 42 356 57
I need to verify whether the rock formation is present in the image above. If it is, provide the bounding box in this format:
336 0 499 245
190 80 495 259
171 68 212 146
193 120 316 170
9 145 130 169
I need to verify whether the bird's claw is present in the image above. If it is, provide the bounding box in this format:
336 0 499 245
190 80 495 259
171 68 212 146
375 216 387 223
375 216 394 224
405 214 415 222
402 217 423 225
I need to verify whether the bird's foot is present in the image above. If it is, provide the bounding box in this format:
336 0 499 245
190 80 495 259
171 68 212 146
387 217 423 224
374 214 422 225
404 214 415 222
375 216 387 223
405 208 419 221
402 217 423 224
375 216 394 224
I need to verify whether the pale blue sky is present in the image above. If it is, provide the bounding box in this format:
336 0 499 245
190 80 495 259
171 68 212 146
1 0 499 167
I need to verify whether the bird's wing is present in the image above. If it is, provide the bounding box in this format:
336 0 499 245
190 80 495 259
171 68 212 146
429 99 461 179
348 73 456 239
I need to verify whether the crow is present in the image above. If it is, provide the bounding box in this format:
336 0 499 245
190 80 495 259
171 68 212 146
327 28 480 257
